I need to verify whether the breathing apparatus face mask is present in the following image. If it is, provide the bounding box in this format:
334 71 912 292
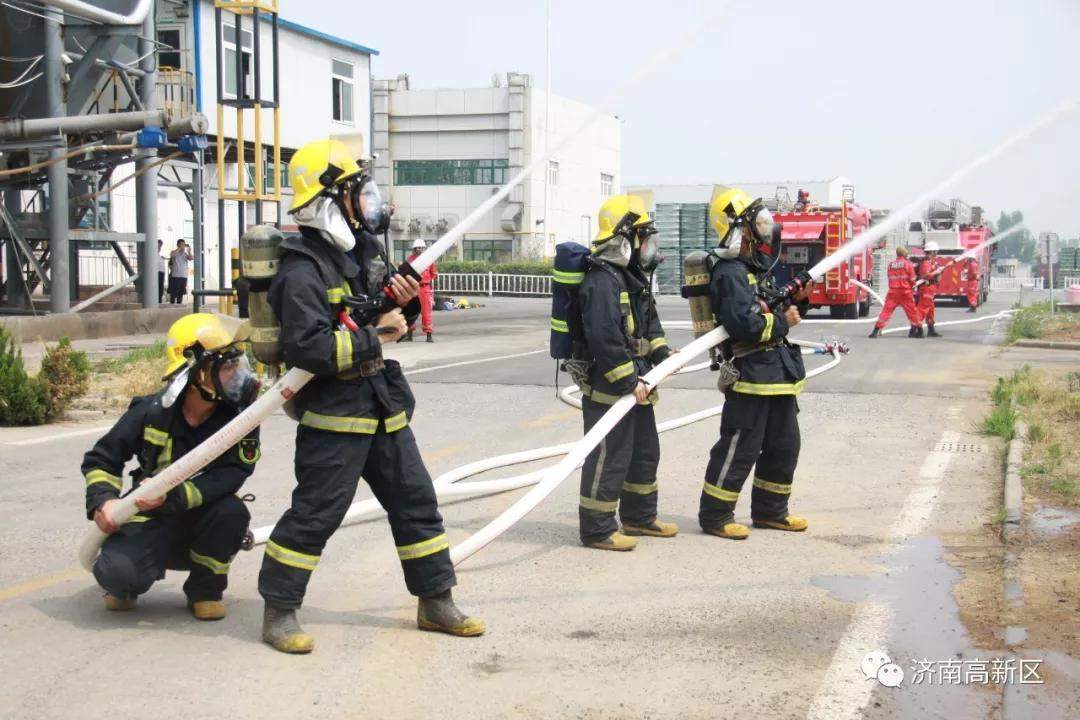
199 351 260 408
593 211 640 268
345 175 390 236
633 224 663 273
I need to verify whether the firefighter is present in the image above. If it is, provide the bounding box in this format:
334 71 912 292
257 138 483 655
794 189 810 212
916 241 942 336
573 194 677 551
869 246 923 338
403 238 437 342
83 313 260 620
699 188 808 540
964 257 980 312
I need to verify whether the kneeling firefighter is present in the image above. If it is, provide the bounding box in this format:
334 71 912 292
694 187 808 540
564 194 678 551
256 138 483 654
82 313 260 620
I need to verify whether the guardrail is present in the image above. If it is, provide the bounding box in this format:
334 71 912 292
434 272 552 297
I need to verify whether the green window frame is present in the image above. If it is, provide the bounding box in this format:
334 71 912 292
394 159 510 186
462 238 513 263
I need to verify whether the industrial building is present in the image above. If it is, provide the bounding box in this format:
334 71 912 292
372 73 621 263
1 0 376 311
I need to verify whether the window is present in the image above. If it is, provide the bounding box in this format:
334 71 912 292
463 238 513 263
548 160 559 186
222 23 253 99
600 173 614 197
332 59 354 124
157 28 182 70
394 159 509 186
242 162 289 193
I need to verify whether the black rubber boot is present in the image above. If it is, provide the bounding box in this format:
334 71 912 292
927 323 941 337
426 332 434 343
404 330 414 342
262 604 314 654
967 306 977 313
907 326 917 337
914 326 925 338
869 327 881 338
417 589 485 637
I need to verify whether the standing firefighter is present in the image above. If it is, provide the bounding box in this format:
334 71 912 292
869 246 923 338
698 188 808 540
257 139 483 654
82 313 260 620
916 241 942 336
963 257 980 312
403 238 438 342
570 195 677 551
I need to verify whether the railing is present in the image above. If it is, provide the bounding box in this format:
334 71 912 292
77 254 135 289
990 276 1045 290
433 272 552 297
1063 275 1080 287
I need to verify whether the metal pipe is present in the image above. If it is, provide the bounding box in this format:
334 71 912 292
45 7 69 312
192 150 205 308
117 112 209 142
38 0 152 26
70 273 138 313
135 9 158 308
3 189 30 309
0 109 172 140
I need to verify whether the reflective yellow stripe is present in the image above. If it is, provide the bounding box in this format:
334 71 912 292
396 533 449 561
182 481 203 509
553 269 584 285
753 477 792 495
128 514 152 523
581 383 657 406
702 483 740 502
326 286 346 305
579 496 619 512
189 550 230 575
731 379 805 396
154 438 173 473
747 273 758 285
550 318 569 333
619 291 630 304
84 469 122 492
649 337 668 351
604 361 635 383
143 427 169 446
384 411 408 433
334 330 353 372
623 481 658 495
760 313 775 342
264 540 320 571
299 411 379 434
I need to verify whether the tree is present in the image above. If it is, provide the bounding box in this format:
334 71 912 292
992 210 1036 263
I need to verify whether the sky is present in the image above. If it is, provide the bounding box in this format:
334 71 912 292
288 0 1080 238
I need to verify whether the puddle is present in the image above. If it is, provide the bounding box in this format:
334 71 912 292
1029 505 1080 538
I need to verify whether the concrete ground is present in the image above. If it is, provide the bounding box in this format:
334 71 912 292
0 289 1074 719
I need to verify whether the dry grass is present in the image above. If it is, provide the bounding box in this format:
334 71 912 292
77 342 167 411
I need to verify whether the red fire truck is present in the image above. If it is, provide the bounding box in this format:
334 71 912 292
773 189 876 319
907 200 992 306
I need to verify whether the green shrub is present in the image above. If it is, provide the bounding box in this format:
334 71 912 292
438 260 553 276
38 336 90 419
0 326 48 426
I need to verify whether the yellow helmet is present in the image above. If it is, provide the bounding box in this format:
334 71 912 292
288 139 362 213
708 186 754 238
595 194 652 243
164 313 251 378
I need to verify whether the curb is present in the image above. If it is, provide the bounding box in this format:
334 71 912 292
1013 339 1080 351
0 306 188 345
1001 409 1027 719
1003 418 1027 542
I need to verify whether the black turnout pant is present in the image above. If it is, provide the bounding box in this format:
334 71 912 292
258 425 456 610
579 397 661 542
699 393 800 529
93 495 250 602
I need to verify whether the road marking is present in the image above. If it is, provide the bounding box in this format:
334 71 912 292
805 428 959 720
405 348 545 376
0 565 84 603
3 424 114 447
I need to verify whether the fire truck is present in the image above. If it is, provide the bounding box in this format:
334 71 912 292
771 186 876 319
907 200 992 306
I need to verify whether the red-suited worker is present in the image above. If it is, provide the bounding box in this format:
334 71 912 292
915 240 942 337
963 257 980 313
869 245 923 338
404 238 438 343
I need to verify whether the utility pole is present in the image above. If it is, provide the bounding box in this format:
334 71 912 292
1045 232 1058 313
135 9 160 308
542 0 551 258
44 7 69 312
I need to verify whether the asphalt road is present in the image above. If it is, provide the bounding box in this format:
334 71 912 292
0 289 1072 719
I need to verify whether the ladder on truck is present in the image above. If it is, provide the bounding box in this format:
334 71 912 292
824 215 844 291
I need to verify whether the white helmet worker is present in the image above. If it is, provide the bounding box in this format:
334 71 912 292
924 240 940 253
411 238 427 251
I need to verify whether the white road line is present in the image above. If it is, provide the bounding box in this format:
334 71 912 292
404 348 545 376
3 424 115 447
1 349 546 447
805 428 959 719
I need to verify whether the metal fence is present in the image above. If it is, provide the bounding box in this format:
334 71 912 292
433 272 552 297
78 254 134 288
990 276 1045 290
